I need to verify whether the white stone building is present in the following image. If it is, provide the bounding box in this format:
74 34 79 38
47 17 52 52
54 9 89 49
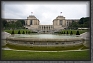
24 15 79 33
4 15 79 33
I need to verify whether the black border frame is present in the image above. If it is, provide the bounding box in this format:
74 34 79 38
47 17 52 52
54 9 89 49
0 0 92 62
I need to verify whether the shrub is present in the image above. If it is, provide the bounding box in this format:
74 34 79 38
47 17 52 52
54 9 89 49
61 31 63 34
22 31 25 34
28 31 31 34
64 31 65 34
11 30 14 34
70 31 73 35
76 30 80 35
18 30 21 34
67 31 68 34
26 31 28 34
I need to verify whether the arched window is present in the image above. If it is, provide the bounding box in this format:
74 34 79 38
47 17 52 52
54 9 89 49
30 20 32 25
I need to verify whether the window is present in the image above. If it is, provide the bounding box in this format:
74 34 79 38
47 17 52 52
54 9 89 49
60 20 62 25
30 20 32 25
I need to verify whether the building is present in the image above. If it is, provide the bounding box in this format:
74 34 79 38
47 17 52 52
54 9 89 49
4 14 79 33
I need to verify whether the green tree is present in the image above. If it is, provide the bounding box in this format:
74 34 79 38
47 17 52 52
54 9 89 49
26 31 28 34
70 31 73 35
17 20 25 26
2 19 7 27
15 21 22 29
64 31 65 34
18 30 21 34
61 31 63 34
67 31 68 34
79 18 84 24
28 31 31 34
10 21 16 30
68 17 89 29
76 31 80 35
11 30 14 34
22 31 25 34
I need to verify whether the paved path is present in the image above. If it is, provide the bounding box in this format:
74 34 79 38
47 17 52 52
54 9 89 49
2 48 89 52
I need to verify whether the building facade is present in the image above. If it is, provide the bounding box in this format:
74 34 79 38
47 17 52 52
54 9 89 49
4 15 79 33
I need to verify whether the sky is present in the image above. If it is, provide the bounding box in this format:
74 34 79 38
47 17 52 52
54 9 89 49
1 1 89 25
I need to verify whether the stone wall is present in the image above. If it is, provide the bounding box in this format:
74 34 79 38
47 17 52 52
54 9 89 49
1 32 11 46
6 37 84 47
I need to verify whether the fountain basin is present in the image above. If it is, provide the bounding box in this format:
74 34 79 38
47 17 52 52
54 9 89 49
6 34 84 47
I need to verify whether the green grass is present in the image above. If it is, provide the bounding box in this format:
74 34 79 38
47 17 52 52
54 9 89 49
4 29 88 34
4 29 31 34
59 30 88 34
5 44 86 51
1 50 90 60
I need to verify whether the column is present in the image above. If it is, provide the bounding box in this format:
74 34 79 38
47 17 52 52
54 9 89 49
38 21 39 25
41 26 42 30
49 26 50 30
48 26 49 31
36 20 38 25
25 20 26 25
32 20 34 25
42 26 43 31
63 20 65 26
34 20 36 25
57 20 59 25
27 20 30 25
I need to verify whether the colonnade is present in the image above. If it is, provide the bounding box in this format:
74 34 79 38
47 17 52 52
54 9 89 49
39 25 53 32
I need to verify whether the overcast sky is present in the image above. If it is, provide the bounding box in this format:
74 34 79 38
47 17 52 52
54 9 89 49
2 1 89 25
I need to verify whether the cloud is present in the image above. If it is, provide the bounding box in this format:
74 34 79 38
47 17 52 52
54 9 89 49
1 1 89 25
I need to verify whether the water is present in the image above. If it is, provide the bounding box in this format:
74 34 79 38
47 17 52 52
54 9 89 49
10 34 81 39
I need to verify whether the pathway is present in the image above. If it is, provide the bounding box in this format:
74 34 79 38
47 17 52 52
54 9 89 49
2 48 89 52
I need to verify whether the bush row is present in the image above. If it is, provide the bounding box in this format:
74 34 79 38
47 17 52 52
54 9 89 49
55 31 80 35
11 30 31 34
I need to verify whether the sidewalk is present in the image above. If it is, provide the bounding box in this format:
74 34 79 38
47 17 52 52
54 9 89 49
2 48 89 52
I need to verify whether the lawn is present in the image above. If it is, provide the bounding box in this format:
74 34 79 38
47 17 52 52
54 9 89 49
4 29 89 34
59 30 88 34
4 29 31 34
5 44 89 51
1 50 90 60
2 29 90 60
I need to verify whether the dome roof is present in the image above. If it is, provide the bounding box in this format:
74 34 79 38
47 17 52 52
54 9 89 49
27 15 37 19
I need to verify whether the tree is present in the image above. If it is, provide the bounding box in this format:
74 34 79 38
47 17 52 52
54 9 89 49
2 19 8 29
76 30 80 35
2 19 7 27
61 31 63 34
10 21 16 30
28 31 31 34
15 21 22 28
79 18 84 24
68 17 90 29
70 31 73 35
18 30 21 34
17 20 25 26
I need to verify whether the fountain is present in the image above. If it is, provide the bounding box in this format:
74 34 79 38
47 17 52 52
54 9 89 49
2 32 89 51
